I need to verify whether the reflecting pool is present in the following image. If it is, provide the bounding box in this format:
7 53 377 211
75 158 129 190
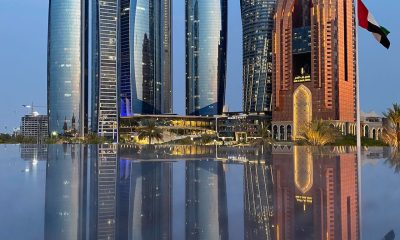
0 145 399 240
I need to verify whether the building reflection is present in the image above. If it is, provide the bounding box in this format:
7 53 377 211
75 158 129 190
44 145 87 240
20 144 48 161
90 144 119 239
273 146 359 240
128 161 172 239
42 145 360 240
244 160 274 240
185 160 229 240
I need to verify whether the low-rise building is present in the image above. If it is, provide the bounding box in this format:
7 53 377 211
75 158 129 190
361 111 385 140
216 112 270 141
21 113 48 143
271 112 386 142
119 112 271 143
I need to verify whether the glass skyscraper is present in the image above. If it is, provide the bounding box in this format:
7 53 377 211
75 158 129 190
241 0 275 113
47 0 88 136
186 0 227 116
119 0 173 115
92 0 119 139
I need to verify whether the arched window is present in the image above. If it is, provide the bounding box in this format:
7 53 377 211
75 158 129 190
293 85 312 138
364 125 369 138
273 125 278 140
280 126 285 141
287 125 292 141
378 129 382 140
372 129 376 140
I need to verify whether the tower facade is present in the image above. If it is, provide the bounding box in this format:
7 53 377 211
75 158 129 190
272 0 356 139
185 0 228 116
47 0 88 136
241 0 276 114
92 0 119 139
119 0 173 116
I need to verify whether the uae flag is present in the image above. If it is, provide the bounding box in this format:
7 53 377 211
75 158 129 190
358 0 390 49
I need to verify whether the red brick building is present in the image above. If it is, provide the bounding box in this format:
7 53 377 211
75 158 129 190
272 0 357 140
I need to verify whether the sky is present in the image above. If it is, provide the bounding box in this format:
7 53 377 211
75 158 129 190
0 0 399 132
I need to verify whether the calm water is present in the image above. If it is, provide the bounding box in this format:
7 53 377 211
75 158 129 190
0 144 399 240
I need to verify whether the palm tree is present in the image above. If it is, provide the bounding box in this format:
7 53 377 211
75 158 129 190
138 120 163 144
297 120 341 146
383 103 400 147
253 125 274 145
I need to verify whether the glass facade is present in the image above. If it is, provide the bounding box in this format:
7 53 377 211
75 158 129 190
119 0 132 116
47 0 88 136
241 0 275 113
186 0 227 116
126 0 173 115
92 0 119 139
91 0 99 133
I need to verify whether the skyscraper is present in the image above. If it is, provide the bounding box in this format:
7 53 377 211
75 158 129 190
119 0 132 117
272 0 356 140
119 0 173 116
241 0 276 114
186 0 228 116
47 0 88 136
92 0 119 139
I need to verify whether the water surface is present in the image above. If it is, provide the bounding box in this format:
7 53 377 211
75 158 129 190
0 144 399 240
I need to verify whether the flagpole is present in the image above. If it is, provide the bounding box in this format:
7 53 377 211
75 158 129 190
355 2 362 151
354 0 363 239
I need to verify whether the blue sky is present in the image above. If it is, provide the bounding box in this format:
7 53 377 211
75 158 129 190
0 0 399 132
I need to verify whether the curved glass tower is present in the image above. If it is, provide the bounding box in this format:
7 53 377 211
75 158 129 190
241 0 275 113
47 0 87 136
132 0 173 115
119 0 173 115
186 0 227 116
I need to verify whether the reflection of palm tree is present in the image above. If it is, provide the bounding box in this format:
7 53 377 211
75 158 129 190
383 103 400 147
138 120 163 144
297 120 341 146
385 147 400 174
383 229 395 240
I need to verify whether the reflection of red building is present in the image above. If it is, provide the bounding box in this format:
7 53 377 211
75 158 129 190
272 0 356 140
272 147 359 239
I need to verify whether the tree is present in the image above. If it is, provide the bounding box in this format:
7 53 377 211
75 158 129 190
83 133 107 144
252 125 274 145
383 103 400 147
137 120 163 144
297 120 341 146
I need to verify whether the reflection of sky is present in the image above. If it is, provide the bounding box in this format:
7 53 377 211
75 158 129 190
225 164 244 239
172 160 185 239
0 145 46 239
362 159 400 240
